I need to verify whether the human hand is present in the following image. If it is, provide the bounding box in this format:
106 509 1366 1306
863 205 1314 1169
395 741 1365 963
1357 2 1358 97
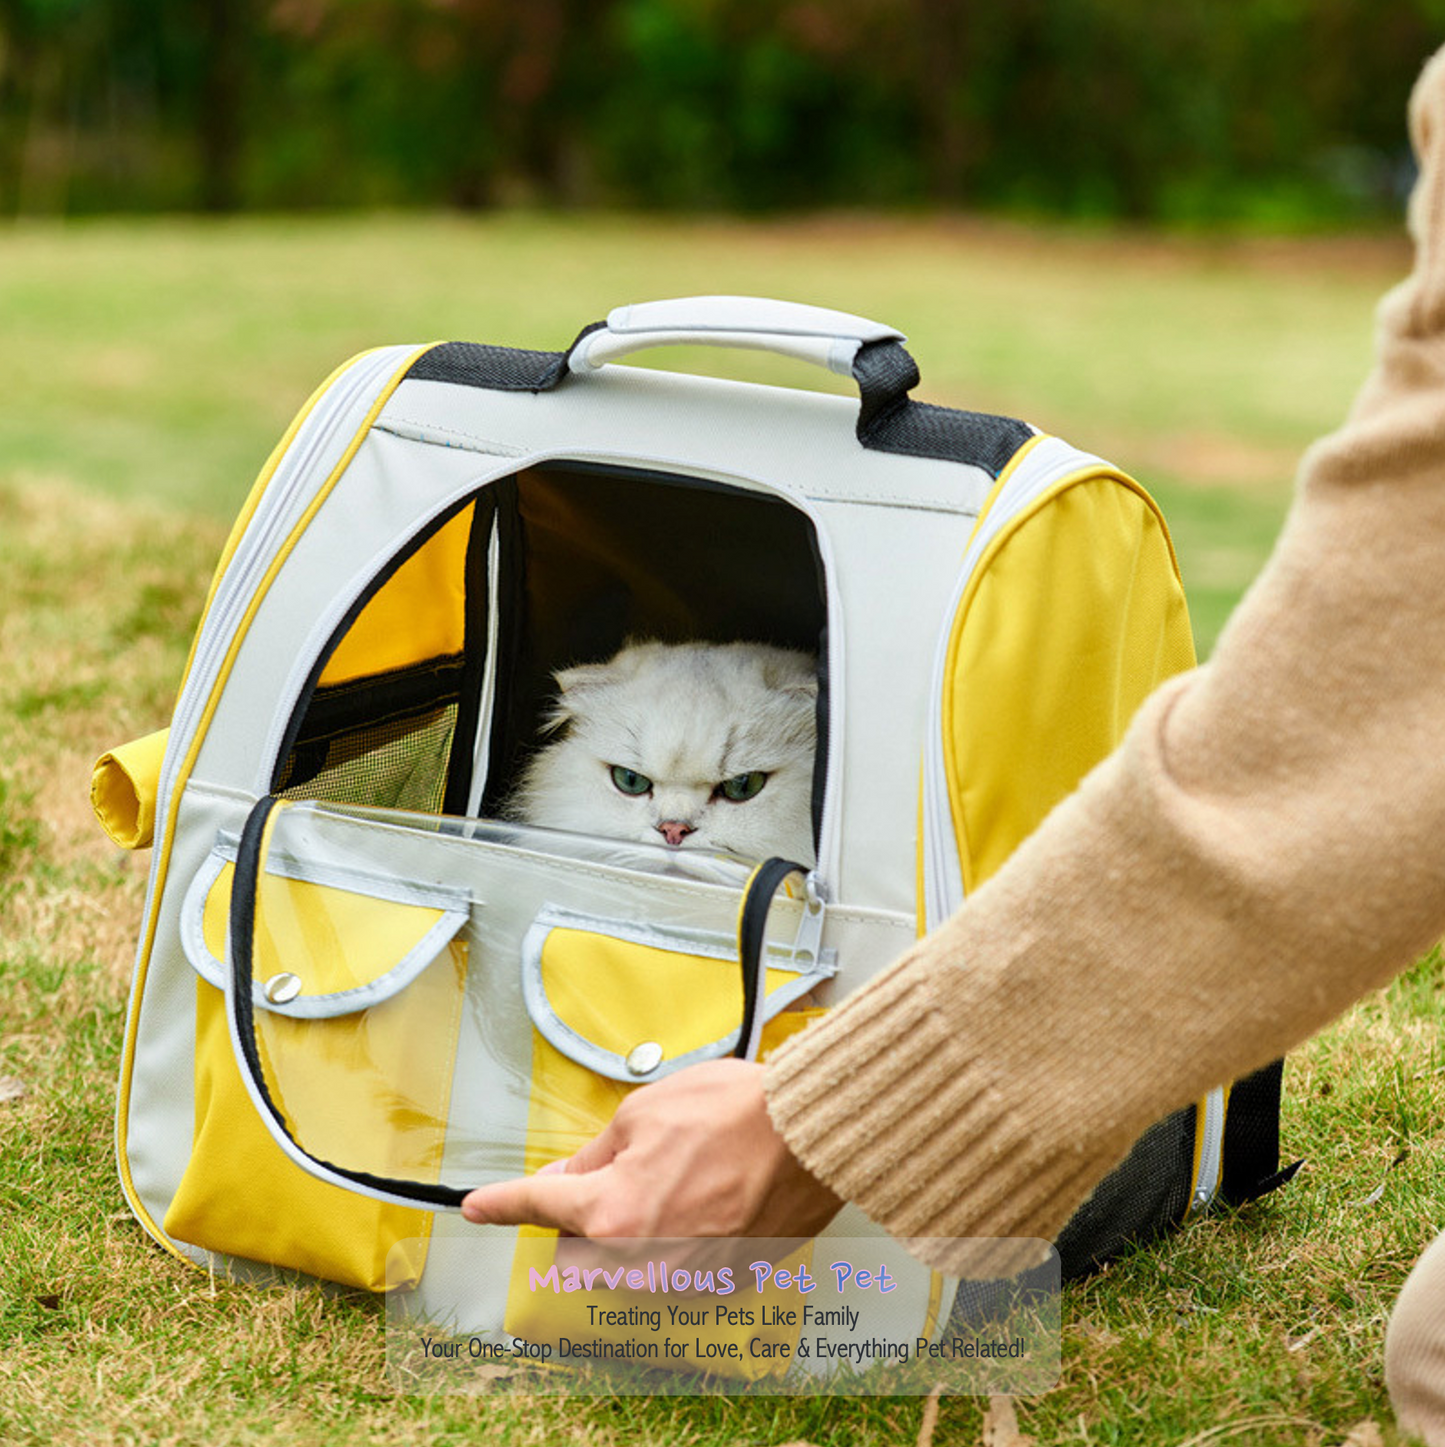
459 1058 842 1243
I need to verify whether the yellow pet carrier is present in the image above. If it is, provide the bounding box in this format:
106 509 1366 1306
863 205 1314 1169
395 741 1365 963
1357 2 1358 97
92 297 1289 1371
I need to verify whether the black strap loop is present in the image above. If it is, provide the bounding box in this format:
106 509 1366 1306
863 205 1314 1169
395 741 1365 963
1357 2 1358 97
733 857 813 1061
1219 1057 1301 1206
851 337 921 440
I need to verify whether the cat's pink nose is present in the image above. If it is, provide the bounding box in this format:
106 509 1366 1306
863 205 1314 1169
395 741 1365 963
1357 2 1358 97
656 820 696 847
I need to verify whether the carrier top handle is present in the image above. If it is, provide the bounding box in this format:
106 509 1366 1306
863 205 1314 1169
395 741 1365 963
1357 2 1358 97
565 296 921 442
409 294 1033 474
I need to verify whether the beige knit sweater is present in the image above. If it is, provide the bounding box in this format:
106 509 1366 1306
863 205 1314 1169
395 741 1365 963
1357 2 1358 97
765 48 1445 1277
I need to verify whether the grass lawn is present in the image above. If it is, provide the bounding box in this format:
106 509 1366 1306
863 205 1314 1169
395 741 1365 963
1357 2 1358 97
0 211 1406 647
0 214 1439 1445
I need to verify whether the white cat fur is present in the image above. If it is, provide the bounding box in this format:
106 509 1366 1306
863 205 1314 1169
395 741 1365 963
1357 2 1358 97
512 640 817 866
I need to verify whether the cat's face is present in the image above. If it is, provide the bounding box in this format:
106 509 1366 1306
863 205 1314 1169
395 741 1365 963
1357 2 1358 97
513 641 818 867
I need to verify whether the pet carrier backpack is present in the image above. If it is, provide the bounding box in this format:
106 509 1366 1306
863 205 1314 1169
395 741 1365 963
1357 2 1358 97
94 296 1291 1364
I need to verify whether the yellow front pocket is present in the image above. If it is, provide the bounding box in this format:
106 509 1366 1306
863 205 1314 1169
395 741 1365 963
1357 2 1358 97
165 845 469 1290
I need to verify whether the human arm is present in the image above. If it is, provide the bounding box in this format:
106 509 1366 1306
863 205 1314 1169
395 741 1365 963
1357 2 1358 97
765 46 1445 1268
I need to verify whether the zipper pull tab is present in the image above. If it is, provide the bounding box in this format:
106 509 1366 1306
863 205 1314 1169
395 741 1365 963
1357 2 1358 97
792 872 827 969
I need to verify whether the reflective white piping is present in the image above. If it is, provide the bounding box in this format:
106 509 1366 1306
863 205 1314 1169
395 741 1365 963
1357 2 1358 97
153 347 417 834
466 521 503 816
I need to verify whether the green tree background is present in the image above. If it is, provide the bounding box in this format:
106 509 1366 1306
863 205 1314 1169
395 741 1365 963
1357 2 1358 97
1 0 1442 219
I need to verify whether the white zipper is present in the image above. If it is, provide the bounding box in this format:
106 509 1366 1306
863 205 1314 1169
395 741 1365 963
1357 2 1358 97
920 436 1111 928
1191 1086 1227 1212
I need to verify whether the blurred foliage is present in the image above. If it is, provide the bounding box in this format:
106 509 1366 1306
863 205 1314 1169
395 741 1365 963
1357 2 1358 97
1 0 1443 219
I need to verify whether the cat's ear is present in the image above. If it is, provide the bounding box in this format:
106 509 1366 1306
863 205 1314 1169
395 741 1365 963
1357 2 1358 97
761 655 818 700
541 661 615 734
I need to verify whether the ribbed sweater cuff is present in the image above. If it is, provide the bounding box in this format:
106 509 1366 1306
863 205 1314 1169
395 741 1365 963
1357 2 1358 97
763 950 1120 1277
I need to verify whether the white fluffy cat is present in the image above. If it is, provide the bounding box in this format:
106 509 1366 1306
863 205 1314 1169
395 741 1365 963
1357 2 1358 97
511 640 818 866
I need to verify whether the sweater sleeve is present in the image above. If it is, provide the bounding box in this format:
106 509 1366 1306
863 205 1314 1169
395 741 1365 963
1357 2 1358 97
765 46 1445 1271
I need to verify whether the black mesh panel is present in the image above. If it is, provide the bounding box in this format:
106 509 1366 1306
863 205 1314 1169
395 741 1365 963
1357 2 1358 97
406 341 571 393
1054 1106 1198 1281
276 703 458 813
275 655 467 813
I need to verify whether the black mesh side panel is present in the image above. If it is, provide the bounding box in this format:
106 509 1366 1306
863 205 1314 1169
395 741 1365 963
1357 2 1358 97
947 1255 1059 1333
1054 1106 1197 1281
863 400 1034 478
405 342 570 393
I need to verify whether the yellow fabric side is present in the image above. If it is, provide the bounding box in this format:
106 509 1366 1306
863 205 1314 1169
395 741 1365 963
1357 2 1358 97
115 344 434 1263
319 503 473 687
943 472 1195 893
90 728 170 849
937 470 1215 1230
163 978 436 1291
505 927 820 1376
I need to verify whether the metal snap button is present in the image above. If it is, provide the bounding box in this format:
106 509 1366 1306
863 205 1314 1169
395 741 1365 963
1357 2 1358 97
625 1041 664 1076
263 972 303 1005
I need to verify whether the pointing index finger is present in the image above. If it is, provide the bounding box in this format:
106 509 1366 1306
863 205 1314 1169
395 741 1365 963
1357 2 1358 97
460 1168 603 1234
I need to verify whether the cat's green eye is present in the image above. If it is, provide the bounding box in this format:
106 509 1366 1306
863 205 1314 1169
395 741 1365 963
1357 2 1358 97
718 771 768 802
609 765 653 796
